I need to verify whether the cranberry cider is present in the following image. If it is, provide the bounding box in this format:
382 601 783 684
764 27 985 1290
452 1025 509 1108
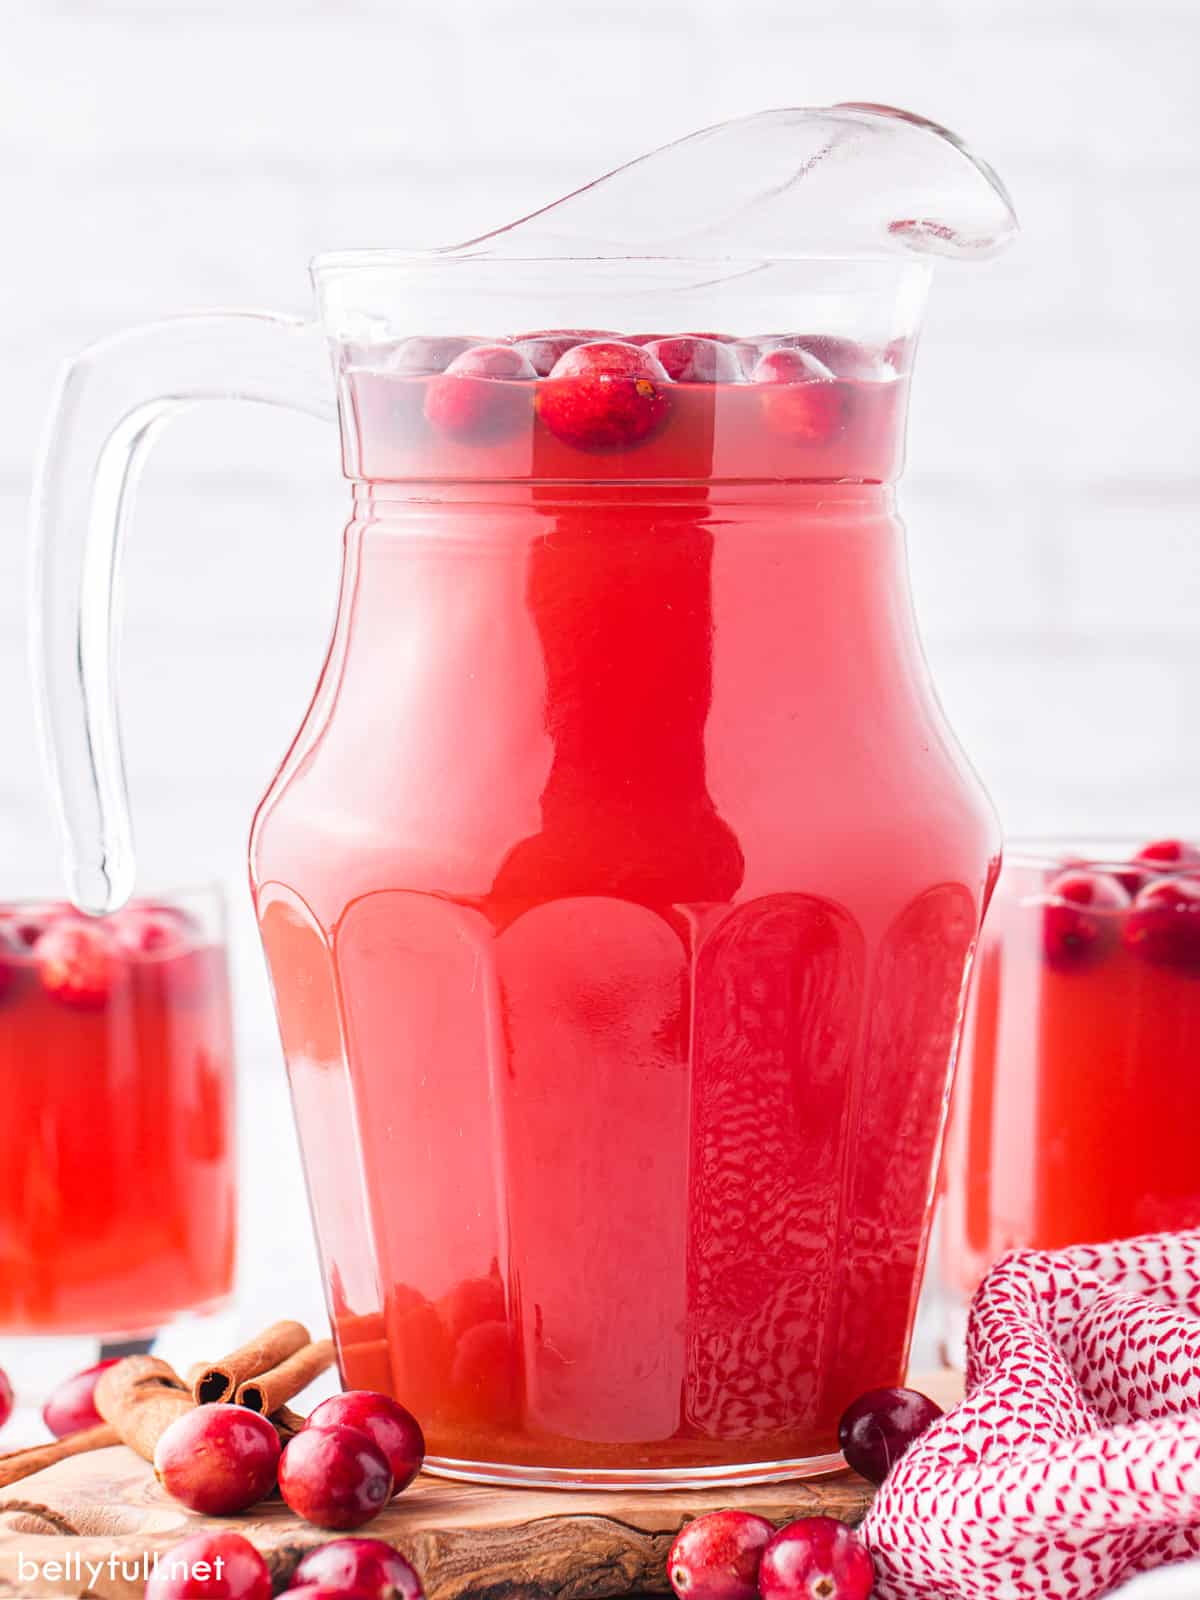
0 899 235 1335
253 327 998 1482
942 842 1200 1304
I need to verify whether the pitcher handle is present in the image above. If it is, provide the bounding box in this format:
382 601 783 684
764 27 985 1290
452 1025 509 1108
30 311 335 916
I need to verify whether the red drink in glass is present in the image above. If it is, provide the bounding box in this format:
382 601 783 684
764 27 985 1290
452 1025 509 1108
0 895 235 1336
941 842 1200 1340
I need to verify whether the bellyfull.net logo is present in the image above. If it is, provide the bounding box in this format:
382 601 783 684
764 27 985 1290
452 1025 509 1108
18 1549 224 1590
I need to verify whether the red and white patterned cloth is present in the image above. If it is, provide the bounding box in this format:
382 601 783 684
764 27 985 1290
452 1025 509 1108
861 1231 1200 1599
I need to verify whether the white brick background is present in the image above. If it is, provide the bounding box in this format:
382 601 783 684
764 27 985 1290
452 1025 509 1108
1 0 1198 1341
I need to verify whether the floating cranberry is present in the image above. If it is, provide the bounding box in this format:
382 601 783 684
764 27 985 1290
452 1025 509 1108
115 906 191 955
837 1385 942 1484
33 918 123 1009
1134 838 1200 872
386 336 481 375
0 903 67 948
423 343 536 441
752 350 849 444
536 341 671 451
291 1537 424 1599
307 1391 425 1495
752 346 833 383
1042 869 1130 972
42 1357 120 1438
1123 875 1200 973
774 334 879 380
153 1404 281 1515
0 1366 12 1434
667 1509 774 1600
146 1530 272 1600
510 333 600 375
758 1518 874 1600
279 1423 393 1530
645 337 741 383
1102 863 1154 898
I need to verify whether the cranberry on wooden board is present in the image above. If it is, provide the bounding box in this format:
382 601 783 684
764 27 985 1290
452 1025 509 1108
42 1357 121 1438
291 1536 425 1598
758 1518 875 1600
153 1405 280 1515
279 1424 393 1530
667 1509 774 1600
307 1391 426 1495
145 1530 271 1600
837 1385 942 1484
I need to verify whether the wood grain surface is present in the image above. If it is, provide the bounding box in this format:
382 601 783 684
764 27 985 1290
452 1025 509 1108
0 1448 874 1599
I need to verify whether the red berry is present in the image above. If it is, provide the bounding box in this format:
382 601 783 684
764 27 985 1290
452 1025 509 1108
424 343 536 441
287 1587 377 1600
758 1518 874 1600
114 906 192 956
773 334 879 380
510 332 609 376
307 1391 425 1496
42 1357 121 1438
1124 875 1200 973
153 1404 281 1515
386 336 481 375
837 1385 942 1484
0 1366 12 1434
1042 869 1129 972
751 346 833 383
1134 838 1200 872
644 337 741 383
145 1530 272 1600
536 341 672 451
33 918 124 1009
751 350 850 444
0 903 67 948
279 1424 393 1530
292 1537 424 1599
1102 863 1154 898
668 1510 773 1600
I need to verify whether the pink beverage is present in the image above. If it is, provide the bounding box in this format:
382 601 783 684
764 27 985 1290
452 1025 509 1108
942 840 1200 1330
34 108 1017 1483
0 894 235 1337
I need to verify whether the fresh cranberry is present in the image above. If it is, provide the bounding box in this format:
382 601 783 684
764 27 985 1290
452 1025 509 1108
292 1537 424 1599
536 341 671 451
511 332 612 376
752 350 850 444
837 1385 942 1484
1042 869 1130 972
644 337 741 383
114 905 192 955
774 334 878 380
0 903 67 948
42 1357 121 1438
758 1518 874 1600
1134 839 1200 872
0 1366 12 1434
153 1404 281 1515
307 1391 425 1495
1124 875 1200 973
752 346 833 382
33 918 124 1009
279 1423 393 1530
667 1510 774 1600
145 1530 272 1600
287 1587 377 1600
1100 863 1155 898
424 343 536 441
386 336 481 375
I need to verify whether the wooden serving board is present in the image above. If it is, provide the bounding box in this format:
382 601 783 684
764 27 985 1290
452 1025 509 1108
0 1450 873 1599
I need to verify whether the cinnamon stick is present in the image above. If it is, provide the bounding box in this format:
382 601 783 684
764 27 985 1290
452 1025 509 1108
191 1319 311 1405
236 1338 334 1414
94 1355 195 1462
0 1424 118 1490
271 1404 307 1441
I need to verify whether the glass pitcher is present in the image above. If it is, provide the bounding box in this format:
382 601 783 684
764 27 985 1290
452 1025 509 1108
33 107 1016 1487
